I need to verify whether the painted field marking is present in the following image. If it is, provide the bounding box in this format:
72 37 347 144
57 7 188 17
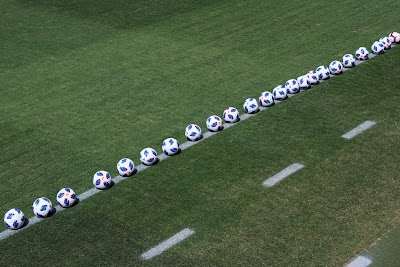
140 228 195 260
262 163 304 187
346 256 372 267
0 45 396 241
341 121 377 139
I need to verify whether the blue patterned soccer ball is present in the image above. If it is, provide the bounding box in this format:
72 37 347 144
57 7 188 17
285 79 300 94
342 54 355 68
272 85 287 101
243 98 259 114
185 124 202 141
379 36 391 50
4 208 25 230
259 91 275 107
371 41 385 54
32 197 53 218
297 75 311 90
93 170 112 189
223 107 240 123
329 60 343 75
315 66 330 80
162 138 180 156
139 148 158 165
57 188 77 208
307 71 320 85
117 158 135 177
206 115 223 132
355 47 369 60
389 31 400 44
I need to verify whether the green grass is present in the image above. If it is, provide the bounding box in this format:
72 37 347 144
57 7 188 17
0 0 399 265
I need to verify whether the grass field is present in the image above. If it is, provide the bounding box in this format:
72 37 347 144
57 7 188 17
1 0 399 266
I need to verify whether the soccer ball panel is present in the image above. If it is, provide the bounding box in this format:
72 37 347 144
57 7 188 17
162 138 180 156
57 188 77 208
259 91 275 107
243 98 259 114
4 208 25 230
117 158 135 177
206 115 223 132
93 170 113 189
32 197 53 217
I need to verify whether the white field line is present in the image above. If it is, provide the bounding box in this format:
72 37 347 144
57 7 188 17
0 45 396 241
140 228 195 260
346 256 372 267
341 121 377 139
262 163 305 187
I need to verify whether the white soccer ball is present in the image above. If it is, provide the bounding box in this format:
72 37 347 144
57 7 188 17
389 31 400 43
273 85 287 101
297 75 311 90
342 54 355 68
329 60 343 75
162 138 180 156
259 91 275 107
223 107 240 123
93 170 113 189
4 208 25 230
355 47 369 60
243 98 259 114
371 41 385 54
315 65 330 80
206 115 223 132
117 158 135 177
379 36 391 50
139 147 158 165
285 79 300 94
57 188 77 208
32 197 53 218
185 124 202 141
307 71 319 85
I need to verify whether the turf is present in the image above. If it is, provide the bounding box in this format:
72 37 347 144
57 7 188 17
0 0 399 265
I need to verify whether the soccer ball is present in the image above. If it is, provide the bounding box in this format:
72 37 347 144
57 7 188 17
93 170 112 189
243 98 259 114
307 71 319 85
139 148 158 165
379 36 391 50
206 115 223 132
371 41 385 54
297 75 311 90
285 79 300 94
4 208 25 230
315 65 330 80
162 138 180 156
273 85 287 101
355 47 369 60
57 188 77 208
329 60 343 75
185 124 202 141
223 107 240 123
32 197 53 218
342 54 355 68
259 91 275 107
389 31 400 43
117 158 135 177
